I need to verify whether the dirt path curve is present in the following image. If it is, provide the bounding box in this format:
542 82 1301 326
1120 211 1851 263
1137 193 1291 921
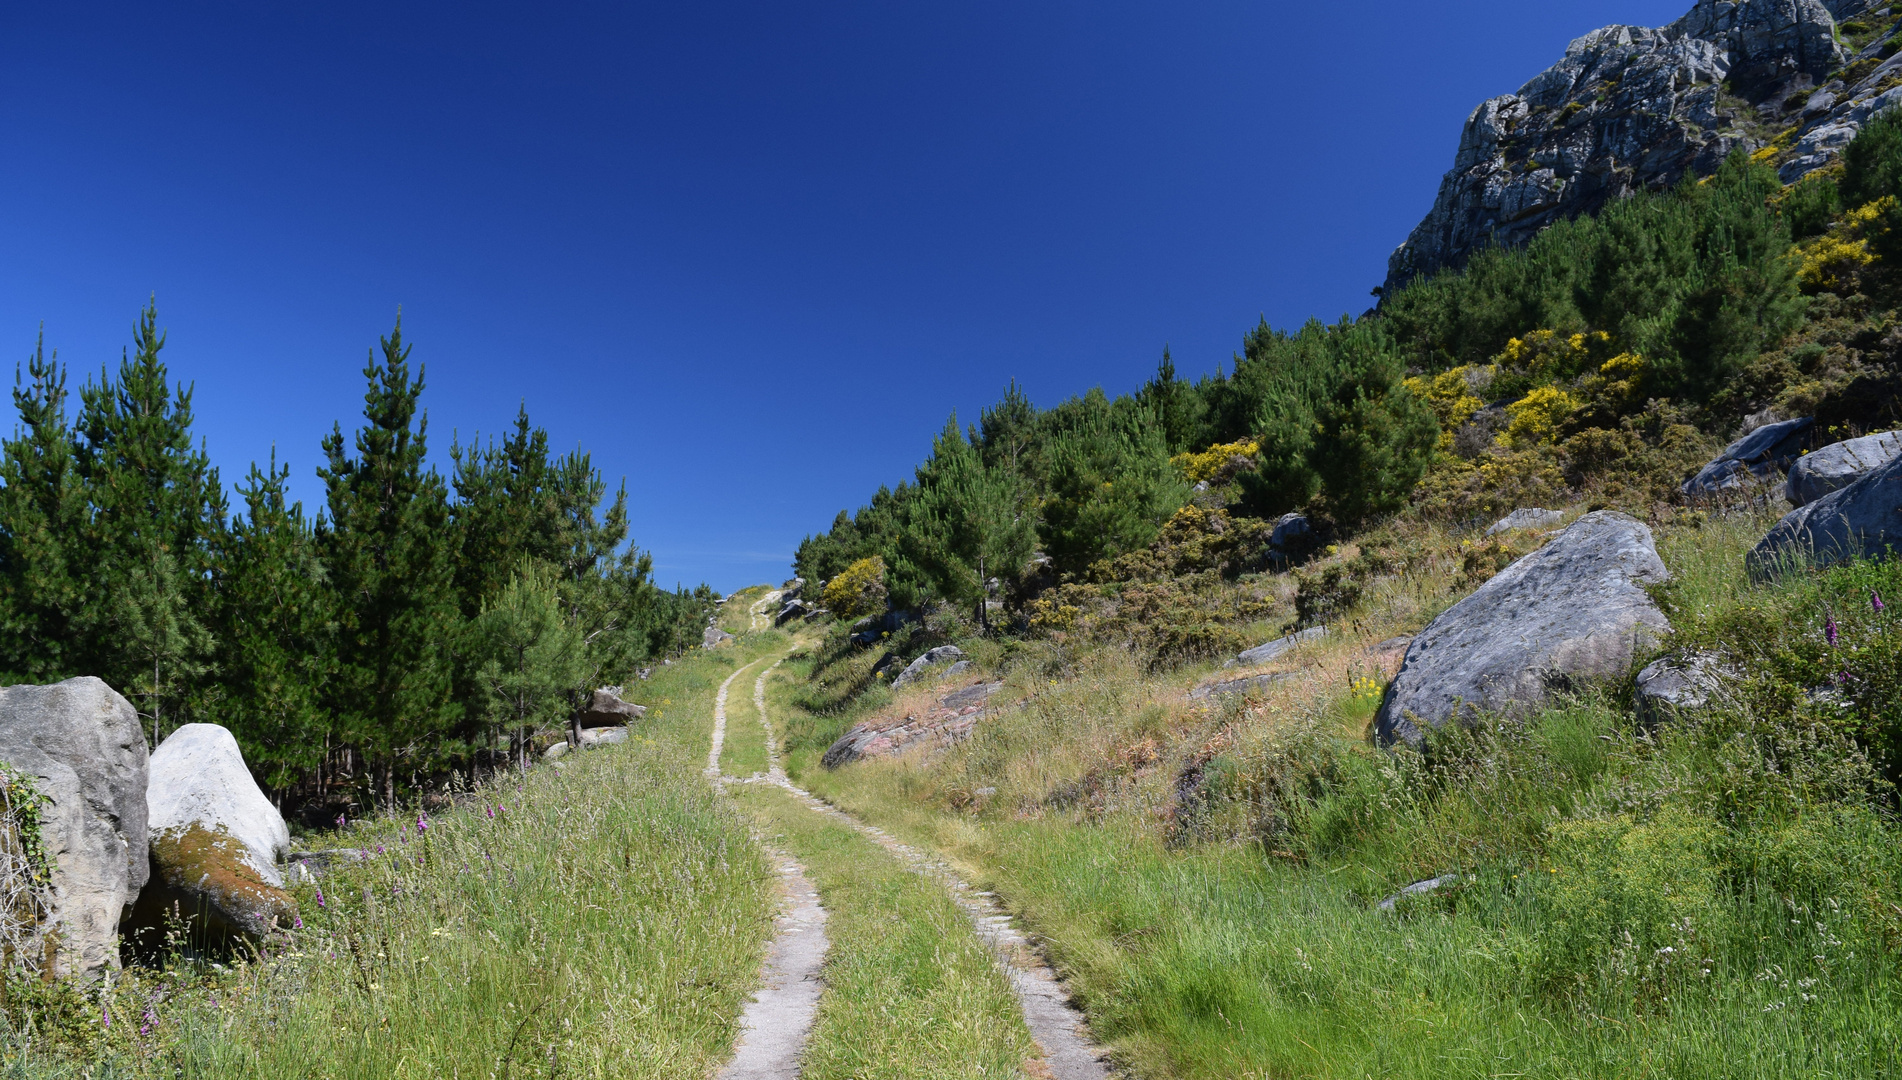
711 658 831 1080
748 590 785 632
751 656 1114 1080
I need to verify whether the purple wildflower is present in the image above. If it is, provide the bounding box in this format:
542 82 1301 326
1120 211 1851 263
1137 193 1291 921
335 813 347 829
1826 616 1840 646
101 1004 110 1030
485 806 494 819
1875 590 1886 614
376 845 385 855
416 814 428 835
293 916 304 930
315 887 325 909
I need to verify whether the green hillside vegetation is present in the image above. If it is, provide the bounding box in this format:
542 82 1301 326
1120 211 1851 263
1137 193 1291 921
0 313 715 811
776 117 1902 1074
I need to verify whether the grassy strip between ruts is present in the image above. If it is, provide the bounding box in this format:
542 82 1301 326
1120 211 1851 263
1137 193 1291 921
724 778 1037 1080
0 645 782 1079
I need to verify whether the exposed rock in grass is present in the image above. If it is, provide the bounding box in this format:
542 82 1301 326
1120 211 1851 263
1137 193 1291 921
822 681 1004 768
1230 627 1326 667
1786 430 1902 506
0 678 148 977
1486 508 1565 536
1376 511 1670 746
704 626 736 648
1682 417 1815 496
890 646 966 688
1750 449 1902 577
1187 672 1296 702
578 726 629 749
1376 874 1471 913
286 848 366 885
1269 513 1313 553
577 687 646 728
1636 652 1732 722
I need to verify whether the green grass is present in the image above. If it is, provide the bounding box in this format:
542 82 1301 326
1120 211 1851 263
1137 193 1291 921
773 513 1902 1079
727 779 1036 1080
0 646 786 1079
718 659 770 779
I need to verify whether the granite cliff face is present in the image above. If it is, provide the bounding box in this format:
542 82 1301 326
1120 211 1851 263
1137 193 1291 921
1383 0 1902 296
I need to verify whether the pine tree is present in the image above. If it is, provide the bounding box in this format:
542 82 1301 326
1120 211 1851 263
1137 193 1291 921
0 332 87 683
74 303 225 742
1038 393 1189 575
210 451 333 792
317 316 459 808
906 417 1034 630
471 562 585 773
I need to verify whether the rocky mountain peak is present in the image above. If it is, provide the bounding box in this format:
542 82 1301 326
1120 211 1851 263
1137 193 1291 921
1382 0 1898 298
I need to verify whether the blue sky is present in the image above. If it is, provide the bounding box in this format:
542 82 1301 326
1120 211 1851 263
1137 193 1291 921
0 1 1689 592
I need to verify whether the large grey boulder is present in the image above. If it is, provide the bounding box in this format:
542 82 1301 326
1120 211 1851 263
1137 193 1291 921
0 678 148 977
702 625 735 649
1376 512 1670 746
577 687 646 728
134 723 295 943
1749 450 1902 577
1682 417 1815 496
1786 431 1902 506
890 646 966 689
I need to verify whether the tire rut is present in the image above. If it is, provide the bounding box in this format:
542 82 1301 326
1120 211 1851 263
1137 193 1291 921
710 658 829 1080
749 656 1114 1080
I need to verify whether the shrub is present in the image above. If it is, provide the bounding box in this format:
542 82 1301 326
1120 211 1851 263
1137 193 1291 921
1500 386 1584 448
822 555 887 621
1169 439 1260 484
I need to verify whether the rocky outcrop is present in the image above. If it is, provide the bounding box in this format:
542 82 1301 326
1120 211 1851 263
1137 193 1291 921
703 626 735 649
1787 430 1902 505
1486 508 1565 536
1749 448 1902 576
1682 417 1816 496
1376 512 1671 745
0 679 149 977
823 681 1004 767
133 723 295 944
890 646 966 688
1384 0 1893 295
